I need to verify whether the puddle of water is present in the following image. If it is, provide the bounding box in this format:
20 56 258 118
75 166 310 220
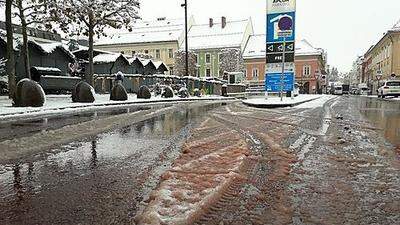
358 98 400 146
0 106 157 141
0 103 223 225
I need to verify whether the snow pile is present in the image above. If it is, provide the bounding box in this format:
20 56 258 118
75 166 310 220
137 120 249 224
294 95 336 109
243 95 321 107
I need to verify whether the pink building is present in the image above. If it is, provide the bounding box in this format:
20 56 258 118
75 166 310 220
243 36 327 94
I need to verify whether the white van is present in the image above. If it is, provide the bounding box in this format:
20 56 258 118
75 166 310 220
333 84 343 95
378 80 400 98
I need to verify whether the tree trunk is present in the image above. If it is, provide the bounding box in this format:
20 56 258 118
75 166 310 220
6 0 16 100
87 11 94 86
18 0 31 79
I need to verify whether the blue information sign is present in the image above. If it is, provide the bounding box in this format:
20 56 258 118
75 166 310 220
265 73 294 92
266 11 296 43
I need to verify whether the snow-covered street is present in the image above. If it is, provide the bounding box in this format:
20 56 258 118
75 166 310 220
0 96 399 225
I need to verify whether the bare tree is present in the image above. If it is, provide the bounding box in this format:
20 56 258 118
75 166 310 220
50 0 140 86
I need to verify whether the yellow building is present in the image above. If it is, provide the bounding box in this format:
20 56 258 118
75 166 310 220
364 20 400 91
94 17 195 75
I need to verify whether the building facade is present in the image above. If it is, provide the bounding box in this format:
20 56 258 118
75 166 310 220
363 20 400 93
186 17 253 78
243 36 327 94
95 17 195 75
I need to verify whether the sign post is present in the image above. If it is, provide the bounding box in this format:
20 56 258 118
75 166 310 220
266 0 296 101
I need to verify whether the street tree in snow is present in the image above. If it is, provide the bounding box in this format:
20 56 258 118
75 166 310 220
2 0 57 80
219 48 245 77
0 0 16 99
174 50 197 77
50 0 140 86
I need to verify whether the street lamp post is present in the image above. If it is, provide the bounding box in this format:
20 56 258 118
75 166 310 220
181 0 188 77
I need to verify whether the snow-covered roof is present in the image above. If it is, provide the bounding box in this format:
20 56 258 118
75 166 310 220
390 19 400 31
186 19 250 50
243 35 323 59
31 66 62 73
243 34 266 59
153 61 169 70
93 53 129 64
295 39 324 56
95 18 185 46
29 40 75 60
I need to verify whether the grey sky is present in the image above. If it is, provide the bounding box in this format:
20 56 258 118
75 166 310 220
141 0 400 72
1 0 399 72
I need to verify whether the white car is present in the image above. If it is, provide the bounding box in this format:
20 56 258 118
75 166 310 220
378 80 400 98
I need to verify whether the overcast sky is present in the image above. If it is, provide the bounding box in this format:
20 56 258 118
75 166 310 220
1 0 399 72
140 0 400 72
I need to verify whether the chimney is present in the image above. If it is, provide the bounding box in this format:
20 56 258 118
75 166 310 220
209 18 214 28
222 16 227 29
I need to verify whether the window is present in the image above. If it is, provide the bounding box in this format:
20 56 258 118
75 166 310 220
252 68 259 79
205 53 211 64
169 67 174 75
218 54 222 63
195 54 199 64
155 49 161 59
303 65 311 76
206 68 211 77
168 49 174 58
144 50 149 54
132 51 136 56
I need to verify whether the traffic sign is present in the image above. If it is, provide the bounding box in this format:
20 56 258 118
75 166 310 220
266 62 295 74
266 53 294 64
267 12 295 43
265 73 295 92
266 42 295 53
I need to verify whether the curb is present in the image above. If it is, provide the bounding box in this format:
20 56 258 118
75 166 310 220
0 97 237 122
242 97 320 108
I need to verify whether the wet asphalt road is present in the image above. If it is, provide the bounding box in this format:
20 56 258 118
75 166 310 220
0 96 399 225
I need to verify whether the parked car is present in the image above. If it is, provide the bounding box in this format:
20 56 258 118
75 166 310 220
351 88 358 95
342 84 350 95
358 83 369 96
378 80 400 98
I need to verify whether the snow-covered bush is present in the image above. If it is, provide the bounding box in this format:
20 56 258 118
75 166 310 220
174 50 197 77
0 58 5 73
219 48 245 76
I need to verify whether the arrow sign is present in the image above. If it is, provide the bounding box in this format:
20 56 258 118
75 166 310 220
286 43 294 51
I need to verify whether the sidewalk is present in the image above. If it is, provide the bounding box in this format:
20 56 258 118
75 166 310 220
0 94 235 121
242 95 321 108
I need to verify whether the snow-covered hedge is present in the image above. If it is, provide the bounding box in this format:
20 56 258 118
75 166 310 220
0 58 6 75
